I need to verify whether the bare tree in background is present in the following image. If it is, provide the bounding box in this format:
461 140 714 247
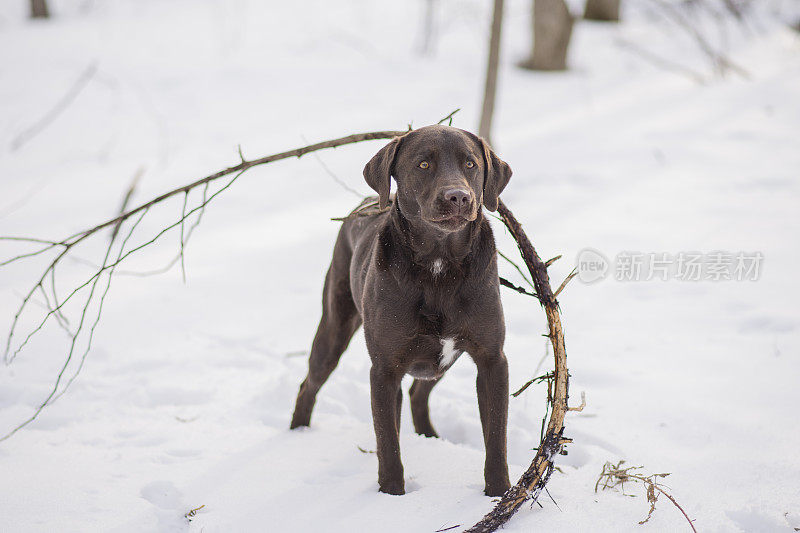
30 0 49 19
584 0 620 22
478 0 505 144
417 0 438 56
519 0 574 71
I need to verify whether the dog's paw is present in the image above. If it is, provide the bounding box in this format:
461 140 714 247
378 481 406 495
484 482 511 497
289 410 311 429
289 418 309 430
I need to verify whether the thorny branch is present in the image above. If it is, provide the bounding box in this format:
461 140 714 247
596 460 697 532
464 200 575 533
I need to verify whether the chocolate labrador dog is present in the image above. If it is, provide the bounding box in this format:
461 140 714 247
290 124 512 496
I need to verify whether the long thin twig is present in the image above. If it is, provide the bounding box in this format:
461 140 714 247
4 130 408 258
498 276 538 298
10 63 99 152
437 108 461 126
553 268 578 298
1 166 249 441
511 371 554 398
179 191 189 283
4 167 248 368
544 255 561 267
301 134 364 197
497 249 535 291
0 128 414 442
110 167 144 242
0 208 147 442
52 207 151 404
113 181 210 278
1 129 406 364
649 0 750 79
614 37 708 84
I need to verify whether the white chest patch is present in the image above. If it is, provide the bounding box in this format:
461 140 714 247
431 259 444 276
439 337 460 369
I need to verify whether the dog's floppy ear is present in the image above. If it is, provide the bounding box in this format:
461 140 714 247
363 136 402 209
471 135 512 212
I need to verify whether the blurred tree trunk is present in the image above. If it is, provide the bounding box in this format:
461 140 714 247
30 0 49 18
584 0 620 21
519 0 574 71
478 0 504 144
418 0 437 56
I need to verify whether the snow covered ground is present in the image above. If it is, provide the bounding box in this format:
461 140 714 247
1 0 799 531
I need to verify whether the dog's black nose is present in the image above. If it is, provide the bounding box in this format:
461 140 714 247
444 189 471 208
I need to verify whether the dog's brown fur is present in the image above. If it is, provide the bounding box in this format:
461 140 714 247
290 125 512 496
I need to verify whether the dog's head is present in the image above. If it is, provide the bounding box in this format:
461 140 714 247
363 125 512 233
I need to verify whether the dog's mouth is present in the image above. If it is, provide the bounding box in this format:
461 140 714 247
428 214 470 230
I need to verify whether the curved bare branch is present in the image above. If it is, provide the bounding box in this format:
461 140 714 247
465 200 573 532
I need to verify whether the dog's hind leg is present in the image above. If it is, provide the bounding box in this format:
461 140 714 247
409 378 440 438
290 256 361 429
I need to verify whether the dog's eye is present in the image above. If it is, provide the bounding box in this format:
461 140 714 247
466 160 475 169
419 161 429 169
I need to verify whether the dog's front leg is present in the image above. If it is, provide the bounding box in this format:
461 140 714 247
370 364 405 495
476 352 511 496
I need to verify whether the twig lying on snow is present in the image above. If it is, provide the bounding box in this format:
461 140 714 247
567 391 586 412
596 460 697 532
184 504 205 522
